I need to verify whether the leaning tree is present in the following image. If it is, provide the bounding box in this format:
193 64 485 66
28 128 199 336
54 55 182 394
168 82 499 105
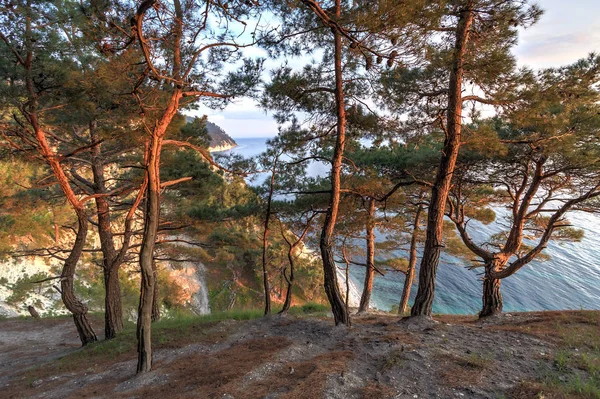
0 0 107 345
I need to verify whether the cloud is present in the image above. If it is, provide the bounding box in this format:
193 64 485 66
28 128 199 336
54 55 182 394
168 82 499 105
513 0 600 69
515 31 600 69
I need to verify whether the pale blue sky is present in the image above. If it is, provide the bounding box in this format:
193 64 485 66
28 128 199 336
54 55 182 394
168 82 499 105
192 1 600 138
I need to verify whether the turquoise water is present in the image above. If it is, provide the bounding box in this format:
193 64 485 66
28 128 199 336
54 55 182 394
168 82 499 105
222 138 600 314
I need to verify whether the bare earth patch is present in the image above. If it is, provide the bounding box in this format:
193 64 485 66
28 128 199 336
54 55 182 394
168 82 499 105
1 310 599 398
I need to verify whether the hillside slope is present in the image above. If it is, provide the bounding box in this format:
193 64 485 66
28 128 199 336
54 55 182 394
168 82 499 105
2 310 599 398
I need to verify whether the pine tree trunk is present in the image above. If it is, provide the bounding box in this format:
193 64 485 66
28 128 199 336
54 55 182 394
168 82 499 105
152 259 160 322
104 268 123 339
321 227 349 325
411 4 475 318
319 0 349 326
399 205 423 315
27 305 40 319
358 198 376 313
19 6 97 347
137 138 161 373
61 215 97 346
279 246 296 314
479 261 504 318
262 164 276 316
91 124 123 340
135 81 181 372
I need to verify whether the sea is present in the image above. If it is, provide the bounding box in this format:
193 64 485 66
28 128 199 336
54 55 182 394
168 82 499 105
218 137 600 314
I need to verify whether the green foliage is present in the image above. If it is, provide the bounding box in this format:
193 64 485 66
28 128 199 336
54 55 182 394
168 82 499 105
179 116 211 148
377 258 409 273
5 272 51 307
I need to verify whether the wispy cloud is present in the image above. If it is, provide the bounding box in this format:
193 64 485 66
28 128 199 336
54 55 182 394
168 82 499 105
515 31 600 69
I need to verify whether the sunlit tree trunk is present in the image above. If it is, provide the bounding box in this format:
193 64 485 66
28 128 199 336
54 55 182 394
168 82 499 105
319 0 350 326
479 259 505 318
358 198 376 313
411 4 474 317
262 162 277 316
399 205 423 315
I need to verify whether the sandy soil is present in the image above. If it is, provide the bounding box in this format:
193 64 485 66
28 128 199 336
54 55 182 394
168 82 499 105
0 311 596 399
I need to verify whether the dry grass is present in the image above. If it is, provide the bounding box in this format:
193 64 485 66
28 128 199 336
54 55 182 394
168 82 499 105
4 310 600 399
239 350 355 399
129 336 292 399
361 382 396 399
436 352 493 388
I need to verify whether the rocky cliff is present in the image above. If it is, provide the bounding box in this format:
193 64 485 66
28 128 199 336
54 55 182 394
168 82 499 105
184 117 237 152
206 121 237 152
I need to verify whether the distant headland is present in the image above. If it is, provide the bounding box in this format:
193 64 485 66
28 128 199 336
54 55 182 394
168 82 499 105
206 121 237 152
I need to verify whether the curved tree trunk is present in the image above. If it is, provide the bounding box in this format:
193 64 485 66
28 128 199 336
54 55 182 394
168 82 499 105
135 84 181 373
61 214 98 346
15 7 97 346
319 2 349 325
411 4 474 317
399 205 423 315
279 246 296 314
358 198 376 313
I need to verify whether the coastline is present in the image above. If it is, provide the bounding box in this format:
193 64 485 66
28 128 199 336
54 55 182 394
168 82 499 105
208 143 238 153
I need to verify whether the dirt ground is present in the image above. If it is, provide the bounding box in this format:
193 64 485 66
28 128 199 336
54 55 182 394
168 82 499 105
1 310 598 399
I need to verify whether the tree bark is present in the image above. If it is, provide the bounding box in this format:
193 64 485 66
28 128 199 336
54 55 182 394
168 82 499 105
62 214 98 346
152 259 160 322
137 132 162 373
104 267 123 338
27 305 40 319
411 4 474 317
399 204 423 315
480 273 503 318
90 125 123 340
479 259 504 317
318 0 349 326
262 162 277 316
280 245 296 314
358 198 376 313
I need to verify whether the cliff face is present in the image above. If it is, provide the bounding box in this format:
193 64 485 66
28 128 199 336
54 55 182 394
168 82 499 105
205 121 237 152
184 117 237 152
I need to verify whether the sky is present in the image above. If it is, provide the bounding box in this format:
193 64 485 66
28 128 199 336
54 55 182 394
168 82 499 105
190 1 600 139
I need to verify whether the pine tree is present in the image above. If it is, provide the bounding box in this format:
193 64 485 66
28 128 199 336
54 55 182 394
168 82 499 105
373 0 542 317
448 55 600 317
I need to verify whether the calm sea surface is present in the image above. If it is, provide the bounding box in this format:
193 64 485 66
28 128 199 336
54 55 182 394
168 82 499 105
220 138 600 314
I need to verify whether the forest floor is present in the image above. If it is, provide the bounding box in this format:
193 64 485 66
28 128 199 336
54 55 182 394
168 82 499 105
1 309 599 399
